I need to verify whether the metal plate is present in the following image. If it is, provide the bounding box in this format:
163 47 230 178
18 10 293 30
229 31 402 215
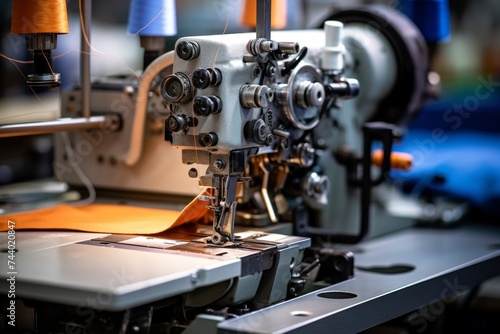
218 224 500 333
0 231 241 311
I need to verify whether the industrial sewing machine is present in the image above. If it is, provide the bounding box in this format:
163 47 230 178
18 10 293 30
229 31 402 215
55 3 428 244
1 1 500 333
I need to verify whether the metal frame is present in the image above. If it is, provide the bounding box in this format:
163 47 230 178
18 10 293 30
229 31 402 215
218 224 500 333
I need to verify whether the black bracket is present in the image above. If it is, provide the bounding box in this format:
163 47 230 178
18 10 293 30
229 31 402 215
297 122 401 243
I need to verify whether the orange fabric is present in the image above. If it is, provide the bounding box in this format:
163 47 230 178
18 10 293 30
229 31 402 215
0 192 213 235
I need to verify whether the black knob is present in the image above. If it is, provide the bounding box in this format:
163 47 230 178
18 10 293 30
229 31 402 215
199 132 218 147
193 96 222 116
192 68 222 89
192 68 211 89
176 41 200 60
244 119 268 145
165 115 187 133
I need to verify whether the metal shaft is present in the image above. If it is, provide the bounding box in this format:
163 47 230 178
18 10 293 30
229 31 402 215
257 0 271 40
81 0 92 119
0 116 119 138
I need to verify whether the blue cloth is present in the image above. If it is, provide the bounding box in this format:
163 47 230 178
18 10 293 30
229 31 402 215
391 130 500 216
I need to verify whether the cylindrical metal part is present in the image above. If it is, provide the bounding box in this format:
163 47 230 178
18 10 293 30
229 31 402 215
303 172 330 199
295 81 325 109
25 34 57 50
327 78 360 99
275 84 289 106
161 72 193 104
290 142 315 167
244 119 268 145
0 116 119 138
240 84 274 108
81 0 91 118
277 42 300 54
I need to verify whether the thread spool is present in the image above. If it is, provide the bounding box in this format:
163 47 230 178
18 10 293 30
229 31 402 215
400 0 450 42
11 0 69 35
241 0 287 30
11 0 69 87
128 0 177 36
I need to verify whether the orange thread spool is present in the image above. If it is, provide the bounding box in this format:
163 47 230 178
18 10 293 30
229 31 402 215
11 0 69 35
241 0 287 29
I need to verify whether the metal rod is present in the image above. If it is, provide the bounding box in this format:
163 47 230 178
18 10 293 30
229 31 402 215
257 0 271 40
81 0 92 119
0 116 119 138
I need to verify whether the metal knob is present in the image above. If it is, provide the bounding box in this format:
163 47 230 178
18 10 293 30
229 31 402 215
193 96 222 116
290 143 315 167
160 72 193 104
240 84 274 108
165 115 187 133
296 81 325 109
303 172 330 201
199 132 218 147
176 41 200 60
244 119 272 145
192 68 222 89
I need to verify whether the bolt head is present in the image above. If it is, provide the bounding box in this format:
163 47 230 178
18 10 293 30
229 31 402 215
213 159 226 171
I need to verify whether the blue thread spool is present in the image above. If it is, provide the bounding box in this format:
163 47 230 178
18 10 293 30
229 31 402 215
128 0 177 36
400 0 450 43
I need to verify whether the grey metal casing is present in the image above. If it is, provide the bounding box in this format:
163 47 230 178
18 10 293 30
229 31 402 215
54 88 201 197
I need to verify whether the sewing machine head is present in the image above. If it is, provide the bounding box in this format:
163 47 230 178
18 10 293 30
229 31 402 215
163 30 336 244
52 4 429 247
160 5 427 244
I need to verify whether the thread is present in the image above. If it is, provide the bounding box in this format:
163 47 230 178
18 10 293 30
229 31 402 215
241 0 287 29
11 0 69 35
128 0 177 36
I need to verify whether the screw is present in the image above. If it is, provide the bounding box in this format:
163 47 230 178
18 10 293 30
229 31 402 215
265 134 274 145
252 66 262 78
213 159 226 171
199 132 218 147
266 64 276 77
190 271 198 284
